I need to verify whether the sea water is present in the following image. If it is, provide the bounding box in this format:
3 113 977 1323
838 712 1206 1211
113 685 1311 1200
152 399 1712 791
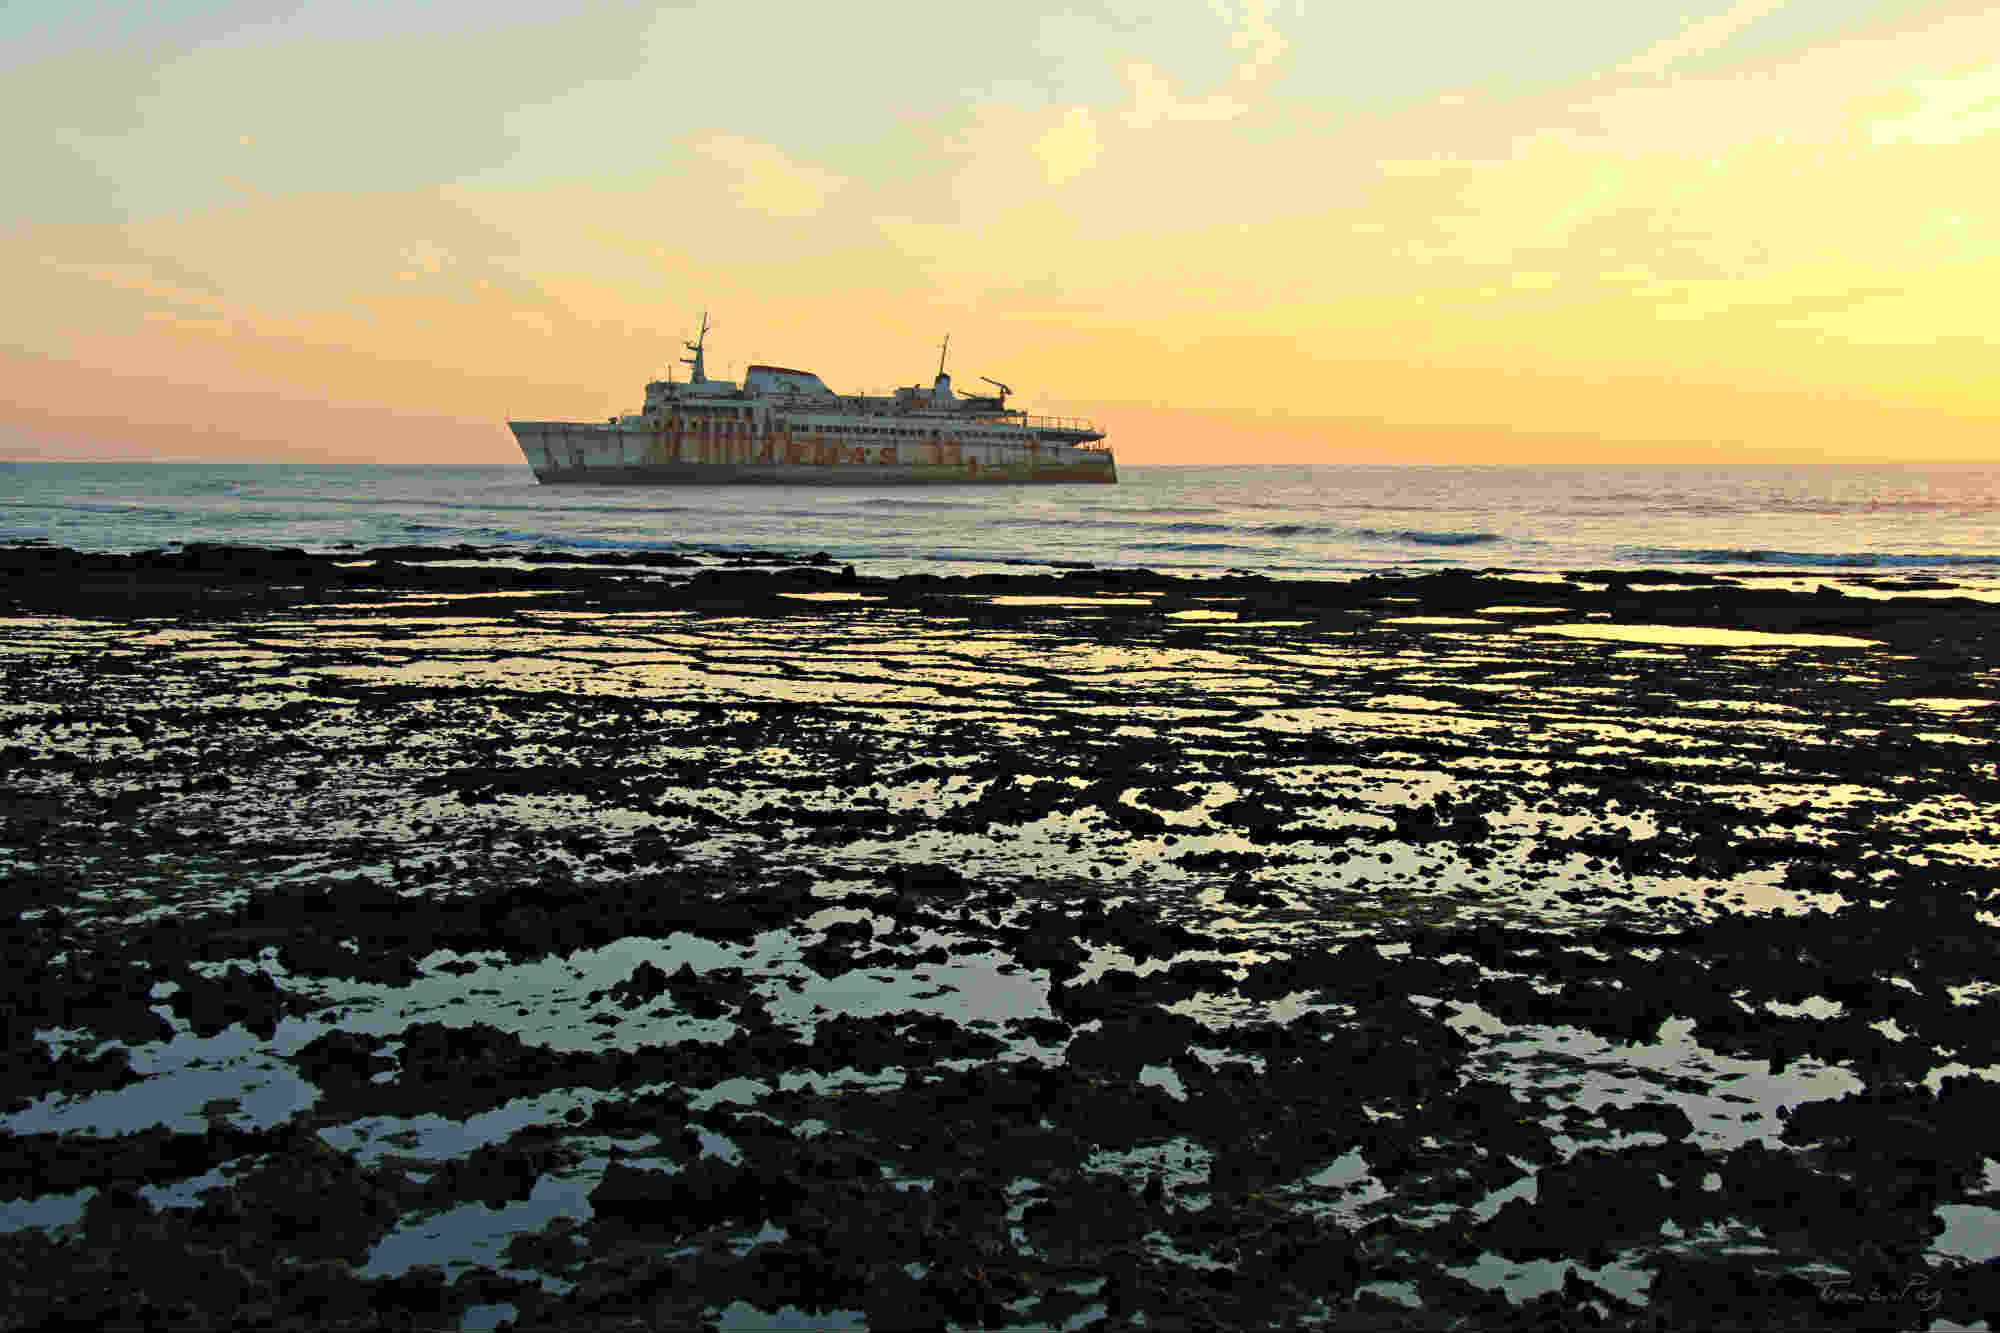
5 461 1999 581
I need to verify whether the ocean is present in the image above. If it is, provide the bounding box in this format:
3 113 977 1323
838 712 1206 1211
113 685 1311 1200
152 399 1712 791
6 460 2000 582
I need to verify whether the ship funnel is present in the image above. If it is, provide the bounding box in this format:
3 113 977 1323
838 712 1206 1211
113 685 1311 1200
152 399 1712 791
932 372 954 406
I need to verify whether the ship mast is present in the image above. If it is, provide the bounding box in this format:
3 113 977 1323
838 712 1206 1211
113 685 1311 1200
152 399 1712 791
937 333 949 378
682 311 711 384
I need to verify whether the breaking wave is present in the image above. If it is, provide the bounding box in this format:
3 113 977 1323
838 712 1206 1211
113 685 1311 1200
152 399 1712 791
1354 528 1507 547
478 530 697 553
972 517 1507 547
0 500 186 521
853 497 984 510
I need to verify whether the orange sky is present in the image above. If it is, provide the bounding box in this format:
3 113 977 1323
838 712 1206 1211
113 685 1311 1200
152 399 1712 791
5 2 1998 465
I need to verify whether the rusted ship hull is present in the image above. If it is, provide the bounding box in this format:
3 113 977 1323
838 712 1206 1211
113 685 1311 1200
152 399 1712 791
510 320 1116 484
511 423 1117 486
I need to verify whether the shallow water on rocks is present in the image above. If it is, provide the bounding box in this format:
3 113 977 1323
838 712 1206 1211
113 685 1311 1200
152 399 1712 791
5 562 2000 1328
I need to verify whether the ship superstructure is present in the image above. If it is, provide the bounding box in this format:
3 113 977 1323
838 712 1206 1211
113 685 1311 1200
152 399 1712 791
509 317 1115 485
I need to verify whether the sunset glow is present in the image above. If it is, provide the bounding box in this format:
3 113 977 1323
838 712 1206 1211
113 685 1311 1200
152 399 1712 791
6 1 1997 464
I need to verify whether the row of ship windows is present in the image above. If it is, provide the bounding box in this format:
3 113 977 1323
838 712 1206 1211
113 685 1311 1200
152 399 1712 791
659 411 1013 441
799 425 1003 438
796 422 1016 438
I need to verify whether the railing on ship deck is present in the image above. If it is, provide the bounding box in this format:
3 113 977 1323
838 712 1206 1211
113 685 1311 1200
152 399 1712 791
1020 414 1101 434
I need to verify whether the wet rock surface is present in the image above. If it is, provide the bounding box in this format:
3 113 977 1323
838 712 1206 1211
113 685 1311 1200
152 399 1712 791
2 545 1999 1328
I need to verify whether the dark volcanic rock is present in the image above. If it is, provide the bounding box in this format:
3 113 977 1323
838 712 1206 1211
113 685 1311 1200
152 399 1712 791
164 963 291 1039
289 1029 395 1089
590 1156 806 1233
596 959 673 1007
188 1140 409 1265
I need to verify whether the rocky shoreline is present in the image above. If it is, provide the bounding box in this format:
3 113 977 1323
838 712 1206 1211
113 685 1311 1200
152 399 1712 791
3 542 1998 1329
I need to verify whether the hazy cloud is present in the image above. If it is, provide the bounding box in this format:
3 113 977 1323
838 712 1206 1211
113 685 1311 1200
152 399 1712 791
396 240 452 279
1870 66 2000 145
1223 0 1288 84
691 135 848 218
1618 0 1788 78
1121 0 1287 129
1031 107 1102 184
1120 62 1249 129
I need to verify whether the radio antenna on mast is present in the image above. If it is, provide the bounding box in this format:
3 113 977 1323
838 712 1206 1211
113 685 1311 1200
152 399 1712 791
682 311 711 384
